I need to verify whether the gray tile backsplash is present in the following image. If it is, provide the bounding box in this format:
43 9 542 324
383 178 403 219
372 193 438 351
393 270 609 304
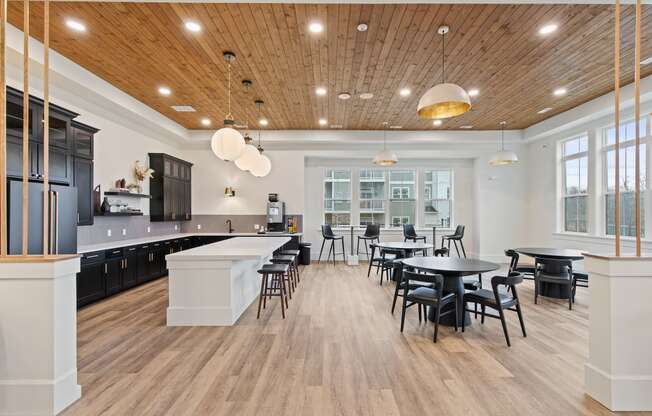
77 214 303 247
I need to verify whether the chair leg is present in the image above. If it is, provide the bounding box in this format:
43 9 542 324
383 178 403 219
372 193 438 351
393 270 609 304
326 240 332 262
453 300 459 332
534 279 539 304
318 239 325 264
516 302 527 337
330 241 335 266
400 292 409 332
459 239 467 258
391 281 401 314
342 238 346 262
364 240 369 260
453 240 461 257
418 303 422 322
568 285 572 310
481 304 486 324
356 238 360 257
257 274 267 319
433 303 442 343
497 306 511 347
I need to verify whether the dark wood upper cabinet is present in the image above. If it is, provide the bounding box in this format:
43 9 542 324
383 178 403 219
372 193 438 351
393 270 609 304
72 121 98 159
148 153 192 222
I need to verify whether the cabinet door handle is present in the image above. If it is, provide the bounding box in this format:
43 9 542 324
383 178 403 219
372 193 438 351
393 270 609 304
125 258 128 268
85 254 99 259
104 264 107 274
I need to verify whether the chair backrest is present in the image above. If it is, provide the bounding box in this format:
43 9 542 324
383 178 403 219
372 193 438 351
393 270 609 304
381 247 404 258
504 249 519 273
454 225 465 238
364 223 380 238
535 257 572 277
402 269 444 292
403 224 417 239
491 271 523 295
434 247 449 257
321 224 335 238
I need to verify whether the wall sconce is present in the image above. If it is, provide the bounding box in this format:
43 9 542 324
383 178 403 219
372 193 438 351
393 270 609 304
224 186 236 197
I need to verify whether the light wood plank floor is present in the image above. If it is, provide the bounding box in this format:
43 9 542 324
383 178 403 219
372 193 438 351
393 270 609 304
64 263 646 416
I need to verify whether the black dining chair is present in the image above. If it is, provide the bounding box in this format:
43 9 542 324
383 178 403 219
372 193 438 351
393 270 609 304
505 249 535 280
441 225 466 258
403 224 428 255
391 248 447 314
534 257 576 310
357 224 380 260
379 247 404 286
318 225 346 265
463 272 526 347
399 269 458 343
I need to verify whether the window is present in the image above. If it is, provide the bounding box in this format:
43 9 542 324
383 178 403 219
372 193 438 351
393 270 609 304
389 170 416 227
423 170 452 228
604 119 647 237
324 169 351 226
359 169 386 225
562 135 589 232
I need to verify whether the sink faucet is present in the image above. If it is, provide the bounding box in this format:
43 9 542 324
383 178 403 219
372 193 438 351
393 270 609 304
226 219 233 233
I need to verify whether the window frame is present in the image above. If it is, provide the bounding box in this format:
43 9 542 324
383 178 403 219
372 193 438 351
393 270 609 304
561 135 589 233
422 169 453 229
323 168 352 226
359 169 387 226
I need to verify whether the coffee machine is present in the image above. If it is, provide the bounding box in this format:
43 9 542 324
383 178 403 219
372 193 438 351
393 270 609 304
266 193 285 232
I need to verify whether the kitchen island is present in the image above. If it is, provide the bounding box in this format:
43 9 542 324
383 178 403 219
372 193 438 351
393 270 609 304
165 236 290 326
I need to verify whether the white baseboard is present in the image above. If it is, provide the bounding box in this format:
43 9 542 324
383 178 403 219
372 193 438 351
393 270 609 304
586 363 652 411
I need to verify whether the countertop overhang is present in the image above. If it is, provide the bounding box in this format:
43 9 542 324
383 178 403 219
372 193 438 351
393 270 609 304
166 236 291 261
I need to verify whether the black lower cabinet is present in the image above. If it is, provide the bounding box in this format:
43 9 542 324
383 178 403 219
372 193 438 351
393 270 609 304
122 246 139 289
77 251 106 308
105 255 123 296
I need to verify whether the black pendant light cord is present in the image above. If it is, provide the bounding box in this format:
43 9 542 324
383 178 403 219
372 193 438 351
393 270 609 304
226 62 232 120
441 32 446 84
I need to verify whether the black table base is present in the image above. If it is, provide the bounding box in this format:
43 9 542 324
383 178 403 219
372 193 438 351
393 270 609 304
427 273 470 327
539 281 571 299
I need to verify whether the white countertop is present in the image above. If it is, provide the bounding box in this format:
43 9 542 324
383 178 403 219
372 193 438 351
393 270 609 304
78 232 302 254
166 236 291 261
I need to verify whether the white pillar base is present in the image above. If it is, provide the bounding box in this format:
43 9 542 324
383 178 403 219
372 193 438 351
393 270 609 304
584 254 652 411
0 256 82 416
347 255 359 266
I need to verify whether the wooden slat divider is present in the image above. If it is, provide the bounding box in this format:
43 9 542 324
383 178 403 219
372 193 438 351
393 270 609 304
21 0 28 255
41 0 49 255
614 0 621 257
634 0 641 256
0 0 6 256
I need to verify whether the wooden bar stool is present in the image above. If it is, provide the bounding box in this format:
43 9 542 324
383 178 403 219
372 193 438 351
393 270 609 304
270 254 298 295
280 249 301 284
257 263 290 319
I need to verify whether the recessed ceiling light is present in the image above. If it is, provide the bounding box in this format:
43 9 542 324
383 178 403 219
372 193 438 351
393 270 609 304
259 118 268 126
359 93 374 100
65 19 86 32
338 92 352 100
158 86 171 96
468 88 479 97
553 88 567 96
184 21 202 33
171 105 196 112
538 107 553 114
309 22 323 33
389 125 402 129
460 125 473 129
315 87 327 96
357 23 368 32
319 118 328 126
433 120 443 126
539 24 558 35
201 118 211 126
330 124 343 129
399 88 411 97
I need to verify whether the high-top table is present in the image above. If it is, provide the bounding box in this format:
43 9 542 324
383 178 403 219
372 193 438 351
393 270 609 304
401 257 500 327
373 241 434 281
515 247 583 299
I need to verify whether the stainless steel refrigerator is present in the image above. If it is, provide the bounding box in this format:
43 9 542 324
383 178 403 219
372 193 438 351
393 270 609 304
7 179 77 255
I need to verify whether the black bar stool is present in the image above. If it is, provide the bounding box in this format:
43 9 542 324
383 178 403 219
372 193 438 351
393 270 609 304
403 224 428 255
357 224 380 260
441 225 466 258
318 225 346 265
257 263 290 319
270 254 298 295
280 249 301 284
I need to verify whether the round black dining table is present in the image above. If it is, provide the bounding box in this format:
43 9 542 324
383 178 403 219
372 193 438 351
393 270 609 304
514 247 584 299
401 257 500 327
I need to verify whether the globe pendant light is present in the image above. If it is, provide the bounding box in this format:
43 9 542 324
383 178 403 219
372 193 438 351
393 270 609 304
373 122 398 166
417 26 471 120
250 100 272 178
234 133 260 171
211 51 245 161
489 121 519 166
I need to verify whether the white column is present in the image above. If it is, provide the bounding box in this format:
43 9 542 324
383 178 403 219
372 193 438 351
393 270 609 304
584 254 652 411
0 257 82 416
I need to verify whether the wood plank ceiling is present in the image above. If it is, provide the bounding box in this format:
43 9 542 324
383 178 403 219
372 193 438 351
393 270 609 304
7 3 652 131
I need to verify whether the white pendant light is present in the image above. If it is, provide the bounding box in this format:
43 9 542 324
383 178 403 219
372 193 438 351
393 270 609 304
234 134 260 171
249 100 272 177
417 26 471 120
373 122 398 166
489 121 519 166
211 51 245 161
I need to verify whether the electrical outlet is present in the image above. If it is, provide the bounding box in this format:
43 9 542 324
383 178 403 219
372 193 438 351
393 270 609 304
254 224 260 230
197 224 202 230
107 229 112 237
122 229 127 236
147 226 151 233
174 225 179 231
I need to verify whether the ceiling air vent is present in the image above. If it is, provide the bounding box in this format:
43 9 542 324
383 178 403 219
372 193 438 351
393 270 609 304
171 105 196 112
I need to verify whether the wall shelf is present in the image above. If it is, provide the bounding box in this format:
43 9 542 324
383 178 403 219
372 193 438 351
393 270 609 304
95 211 144 217
103 191 152 199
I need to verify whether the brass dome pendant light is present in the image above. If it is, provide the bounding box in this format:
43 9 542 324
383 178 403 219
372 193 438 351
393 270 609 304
373 122 398 166
489 121 519 166
211 51 246 161
417 26 471 120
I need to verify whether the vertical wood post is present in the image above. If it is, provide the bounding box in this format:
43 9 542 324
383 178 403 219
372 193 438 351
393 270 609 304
0 0 6 256
634 0 641 256
22 0 29 255
614 0 621 256
42 0 49 255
